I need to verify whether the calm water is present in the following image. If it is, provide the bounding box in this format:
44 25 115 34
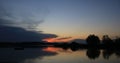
0 47 120 63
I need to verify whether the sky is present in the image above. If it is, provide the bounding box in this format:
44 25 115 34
0 0 120 42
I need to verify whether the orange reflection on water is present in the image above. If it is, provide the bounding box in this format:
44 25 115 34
43 47 63 53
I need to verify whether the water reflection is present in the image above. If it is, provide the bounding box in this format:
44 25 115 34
115 50 120 57
43 47 63 53
43 47 120 60
0 47 120 63
86 49 100 59
0 48 57 63
103 49 114 59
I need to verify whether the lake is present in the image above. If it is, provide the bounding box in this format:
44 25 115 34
0 47 120 63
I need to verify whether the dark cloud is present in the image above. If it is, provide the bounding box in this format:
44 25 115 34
57 37 72 40
0 12 56 42
0 25 57 42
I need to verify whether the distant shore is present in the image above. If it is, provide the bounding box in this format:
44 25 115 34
0 42 120 50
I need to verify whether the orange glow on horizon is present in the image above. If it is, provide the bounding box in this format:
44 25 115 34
42 37 74 43
42 38 55 43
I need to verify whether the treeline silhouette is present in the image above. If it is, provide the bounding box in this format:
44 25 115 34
53 34 120 49
0 34 120 49
86 34 120 48
85 34 120 59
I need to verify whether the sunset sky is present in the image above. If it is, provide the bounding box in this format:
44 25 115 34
0 0 120 42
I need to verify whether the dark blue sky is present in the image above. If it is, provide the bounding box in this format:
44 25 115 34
0 0 120 40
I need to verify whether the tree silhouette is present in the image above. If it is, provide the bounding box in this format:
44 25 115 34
114 37 120 46
102 35 113 46
86 34 100 46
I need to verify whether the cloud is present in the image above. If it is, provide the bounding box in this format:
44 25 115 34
0 1 57 42
57 37 72 40
0 25 57 42
43 37 72 43
0 1 49 30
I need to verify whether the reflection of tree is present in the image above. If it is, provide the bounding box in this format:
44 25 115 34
70 42 80 51
86 49 100 59
115 50 120 58
103 49 114 59
70 46 79 51
62 47 69 50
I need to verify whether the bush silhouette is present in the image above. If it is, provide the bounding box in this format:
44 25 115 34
102 35 113 45
86 34 100 45
114 37 120 45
